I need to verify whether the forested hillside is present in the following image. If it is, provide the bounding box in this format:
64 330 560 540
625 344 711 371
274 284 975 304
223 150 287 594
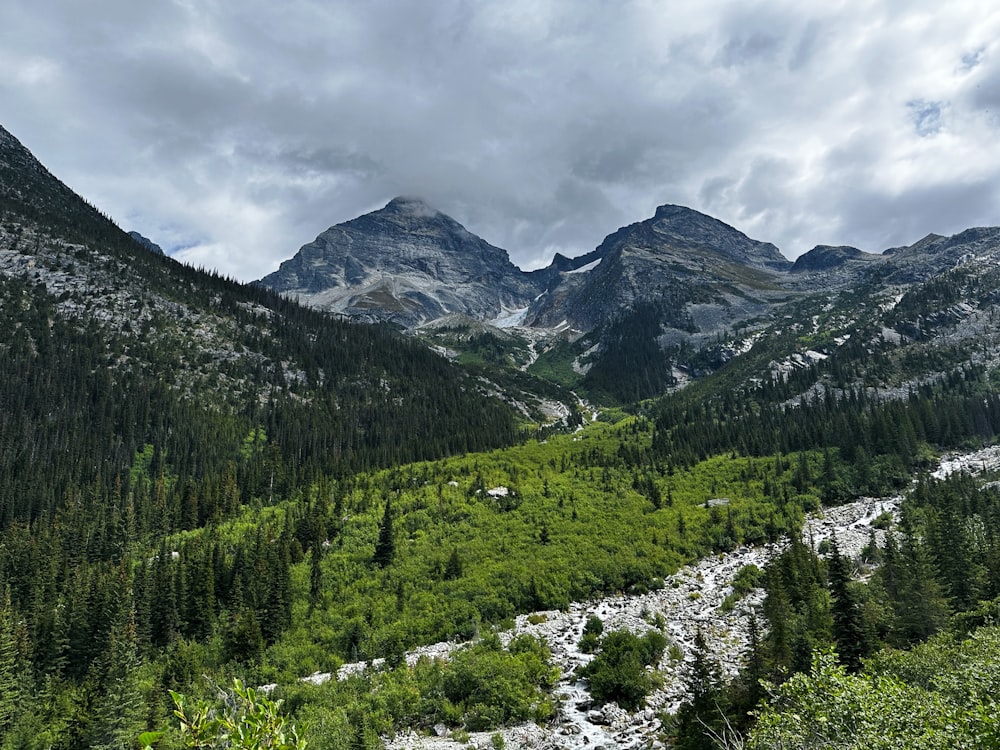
0 124 522 748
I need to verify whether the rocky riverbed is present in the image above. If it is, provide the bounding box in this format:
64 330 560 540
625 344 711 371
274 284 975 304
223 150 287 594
358 495 899 750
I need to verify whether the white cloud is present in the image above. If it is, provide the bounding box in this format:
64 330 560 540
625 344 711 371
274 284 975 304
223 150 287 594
1 0 999 280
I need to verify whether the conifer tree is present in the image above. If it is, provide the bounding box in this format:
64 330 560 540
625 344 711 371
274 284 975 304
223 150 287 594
445 547 463 580
891 532 950 646
827 537 870 671
309 545 324 611
373 498 395 568
83 579 144 750
672 629 727 750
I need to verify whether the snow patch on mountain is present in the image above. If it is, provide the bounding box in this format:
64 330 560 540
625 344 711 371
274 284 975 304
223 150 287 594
492 306 530 328
566 257 602 274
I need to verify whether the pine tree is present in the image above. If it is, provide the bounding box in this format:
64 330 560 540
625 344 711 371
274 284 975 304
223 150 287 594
309 545 324 611
373 498 395 568
827 537 870 671
83 579 144 750
444 547 463 580
672 629 727 750
892 533 950 646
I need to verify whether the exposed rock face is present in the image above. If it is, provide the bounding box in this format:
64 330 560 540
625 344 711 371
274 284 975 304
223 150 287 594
258 201 799 342
257 191 1000 400
524 204 793 333
790 229 1000 287
258 196 544 327
644 204 790 272
881 227 1000 283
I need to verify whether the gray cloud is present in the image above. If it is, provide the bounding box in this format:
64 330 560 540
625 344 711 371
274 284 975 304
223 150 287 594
1 1 999 281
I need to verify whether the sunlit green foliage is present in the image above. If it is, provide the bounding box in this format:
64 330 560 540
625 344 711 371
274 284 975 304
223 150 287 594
750 640 1000 750
147 679 306 750
258 420 819 680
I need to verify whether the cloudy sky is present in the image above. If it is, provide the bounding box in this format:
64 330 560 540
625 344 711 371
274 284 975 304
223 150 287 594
2 1 999 280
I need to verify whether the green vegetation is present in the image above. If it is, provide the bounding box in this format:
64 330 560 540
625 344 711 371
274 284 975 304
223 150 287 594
577 629 666 710
750 638 1000 749
0 402 839 747
526 336 583 388
719 563 763 612
150 680 306 750
8 349 1000 747
267 634 557 747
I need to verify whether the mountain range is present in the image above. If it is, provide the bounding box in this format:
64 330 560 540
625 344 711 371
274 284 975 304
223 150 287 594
257 187 1000 403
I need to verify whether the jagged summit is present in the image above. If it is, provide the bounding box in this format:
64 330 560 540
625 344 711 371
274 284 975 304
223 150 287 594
646 204 791 272
258 197 542 327
523 202 793 332
383 195 442 217
257 192 1000 402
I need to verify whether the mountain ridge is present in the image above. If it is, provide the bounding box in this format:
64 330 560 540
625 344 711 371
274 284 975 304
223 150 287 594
255 191 1000 401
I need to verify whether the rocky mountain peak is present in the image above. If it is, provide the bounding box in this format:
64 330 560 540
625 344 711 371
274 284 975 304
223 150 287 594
644 204 791 271
383 195 443 219
791 244 868 273
523 203 795 334
338 196 481 250
257 197 542 327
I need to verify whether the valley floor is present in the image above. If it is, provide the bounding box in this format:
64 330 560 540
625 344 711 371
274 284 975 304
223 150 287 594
312 495 900 750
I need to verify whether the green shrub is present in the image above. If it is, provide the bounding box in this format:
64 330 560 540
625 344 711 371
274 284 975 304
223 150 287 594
147 679 306 750
579 630 666 710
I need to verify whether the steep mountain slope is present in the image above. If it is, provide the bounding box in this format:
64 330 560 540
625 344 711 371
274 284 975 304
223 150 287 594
0 123 521 524
664 236 1000 424
260 196 545 327
525 214 1000 403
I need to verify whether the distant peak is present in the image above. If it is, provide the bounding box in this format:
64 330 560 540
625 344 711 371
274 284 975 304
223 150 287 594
384 196 441 218
651 203 742 233
791 244 865 272
653 204 704 219
128 231 165 256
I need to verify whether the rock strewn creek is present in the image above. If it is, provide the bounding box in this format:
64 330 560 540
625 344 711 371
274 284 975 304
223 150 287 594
292 494 900 750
